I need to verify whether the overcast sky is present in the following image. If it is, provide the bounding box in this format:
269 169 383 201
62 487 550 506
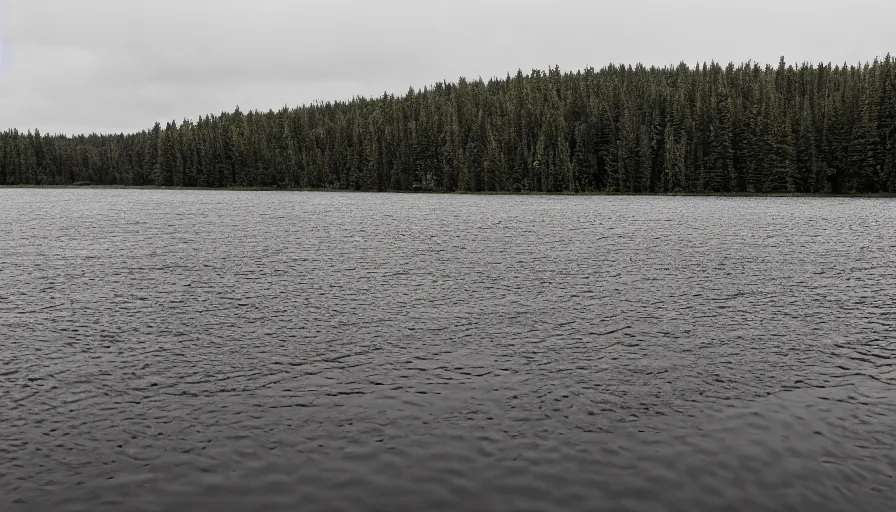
0 0 892 135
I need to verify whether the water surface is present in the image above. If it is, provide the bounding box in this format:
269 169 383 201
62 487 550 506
1 190 895 511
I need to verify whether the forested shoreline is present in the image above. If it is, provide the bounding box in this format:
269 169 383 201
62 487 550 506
2 57 895 194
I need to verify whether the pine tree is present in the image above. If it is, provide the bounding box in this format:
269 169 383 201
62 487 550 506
2 58 893 194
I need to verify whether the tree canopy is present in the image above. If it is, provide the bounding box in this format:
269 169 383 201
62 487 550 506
2 57 895 193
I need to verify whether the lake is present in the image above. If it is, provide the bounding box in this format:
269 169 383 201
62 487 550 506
1 190 894 511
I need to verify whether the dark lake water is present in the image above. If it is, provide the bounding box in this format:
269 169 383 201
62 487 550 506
1 190 895 511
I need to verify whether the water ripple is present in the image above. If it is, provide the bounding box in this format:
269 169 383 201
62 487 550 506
1 190 895 511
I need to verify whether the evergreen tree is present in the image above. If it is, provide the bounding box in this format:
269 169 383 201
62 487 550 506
1 58 893 194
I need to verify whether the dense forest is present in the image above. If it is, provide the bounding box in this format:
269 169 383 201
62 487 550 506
2 57 895 193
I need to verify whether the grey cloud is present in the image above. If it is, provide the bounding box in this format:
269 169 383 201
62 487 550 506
1 0 893 135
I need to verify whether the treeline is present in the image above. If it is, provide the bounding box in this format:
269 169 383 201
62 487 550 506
2 57 895 193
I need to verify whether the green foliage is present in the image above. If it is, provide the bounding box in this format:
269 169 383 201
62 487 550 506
2 57 895 193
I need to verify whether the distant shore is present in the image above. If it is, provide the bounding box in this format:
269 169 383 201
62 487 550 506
2 185 895 198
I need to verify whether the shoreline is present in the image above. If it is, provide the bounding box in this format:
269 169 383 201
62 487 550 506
1 185 894 198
